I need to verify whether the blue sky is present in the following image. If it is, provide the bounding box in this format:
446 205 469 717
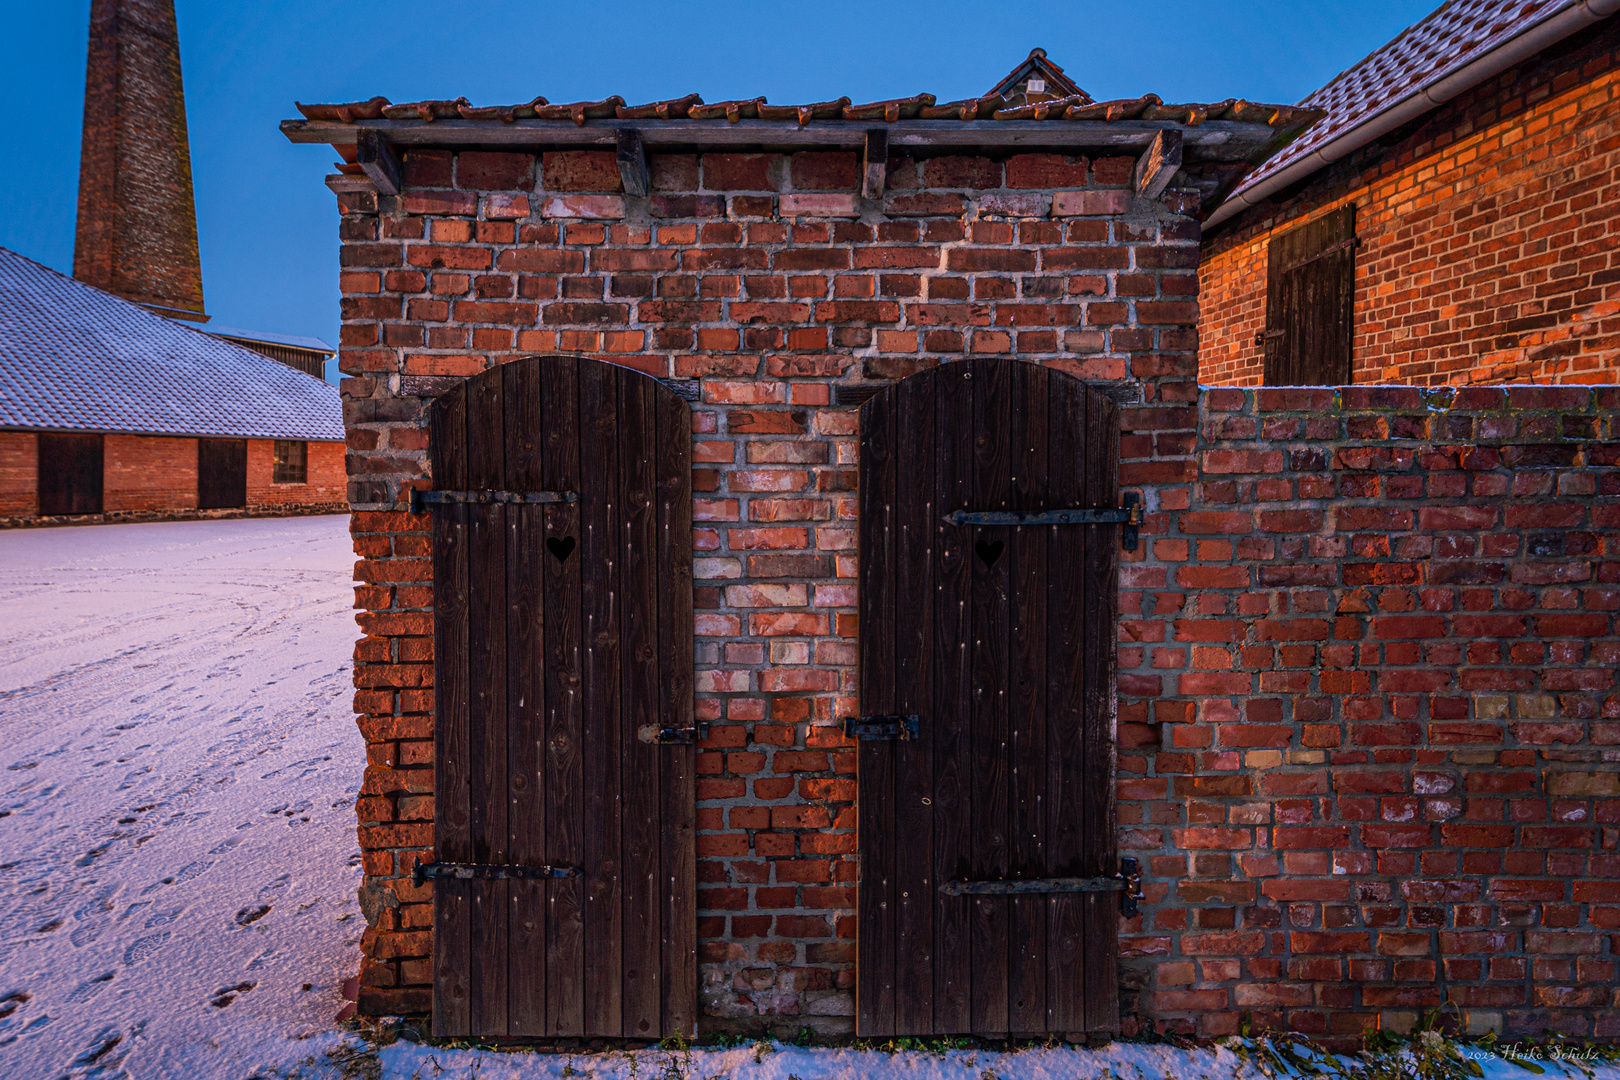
0 0 1438 383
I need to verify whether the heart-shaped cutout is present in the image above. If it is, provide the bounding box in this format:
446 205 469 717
975 539 1005 568
546 536 577 563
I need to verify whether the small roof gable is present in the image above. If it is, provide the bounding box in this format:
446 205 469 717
0 247 343 442
985 48 1090 107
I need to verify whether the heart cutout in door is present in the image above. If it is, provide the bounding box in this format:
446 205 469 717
975 539 1005 568
546 536 577 563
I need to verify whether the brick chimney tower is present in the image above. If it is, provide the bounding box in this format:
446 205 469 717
73 0 208 322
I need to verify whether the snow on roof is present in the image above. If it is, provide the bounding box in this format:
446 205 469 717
0 246 343 442
1234 0 1586 198
206 325 336 356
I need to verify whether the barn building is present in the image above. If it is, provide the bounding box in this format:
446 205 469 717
0 247 344 524
0 0 346 525
286 5 1620 1047
1200 0 1620 387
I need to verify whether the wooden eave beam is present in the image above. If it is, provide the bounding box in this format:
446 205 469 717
355 128 402 195
617 127 650 197
1133 129 1182 200
282 117 1283 163
862 129 888 199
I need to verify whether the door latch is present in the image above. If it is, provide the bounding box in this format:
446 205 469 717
639 722 709 744
1117 857 1143 918
844 715 920 741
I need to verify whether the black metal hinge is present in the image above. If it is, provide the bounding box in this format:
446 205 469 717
410 489 579 515
939 857 1142 916
844 714 920 741
639 722 710 744
414 862 582 886
944 492 1141 550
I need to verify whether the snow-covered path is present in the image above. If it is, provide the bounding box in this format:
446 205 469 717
0 516 364 1079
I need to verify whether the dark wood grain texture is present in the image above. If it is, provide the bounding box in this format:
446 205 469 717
892 371 935 1034
431 385 472 1037
968 358 1012 1036
1080 390 1120 1033
856 386 897 1036
579 360 624 1036
1007 361 1049 1035
656 381 697 1038
931 364 974 1034
504 360 547 1035
1045 369 1088 1035
618 369 662 1038
466 369 509 1037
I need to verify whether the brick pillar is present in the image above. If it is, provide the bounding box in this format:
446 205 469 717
73 0 208 321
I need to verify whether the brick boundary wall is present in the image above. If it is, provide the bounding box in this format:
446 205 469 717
331 144 1620 1041
1198 16 1620 389
1115 384 1620 1044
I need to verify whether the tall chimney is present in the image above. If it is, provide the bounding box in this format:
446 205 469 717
73 0 208 322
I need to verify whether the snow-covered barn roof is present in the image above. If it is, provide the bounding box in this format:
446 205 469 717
0 246 343 442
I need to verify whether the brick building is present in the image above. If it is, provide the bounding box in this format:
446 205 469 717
1200 0 1620 387
0 247 345 525
287 33 1620 1045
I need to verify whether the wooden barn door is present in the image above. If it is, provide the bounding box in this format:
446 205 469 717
37 433 103 515
198 438 247 509
426 355 695 1039
857 358 1123 1038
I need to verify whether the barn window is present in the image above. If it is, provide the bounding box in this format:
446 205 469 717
1259 204 1356 386
272 440 307 484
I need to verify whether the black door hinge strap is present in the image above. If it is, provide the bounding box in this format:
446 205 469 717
944 492 1141 550
414 862 582 885
410 489 578 514
845 715 920 741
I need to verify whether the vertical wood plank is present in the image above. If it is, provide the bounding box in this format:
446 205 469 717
431 386 472 1037
656 382 697 1038
466 368 509 1037
1007 362 1049 1035
891 371 935 1034
543 357 587 1036
504 361 547 1035
855 387 896 1036
1081 390 1121 1033
579 360 624 1036
931 365 973 1034
968 358 1011 1037
1044 372 1088 1034
619 369 662 1037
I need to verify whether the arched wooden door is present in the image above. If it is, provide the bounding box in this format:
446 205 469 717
426 356 695 1039
857 358 1123 1038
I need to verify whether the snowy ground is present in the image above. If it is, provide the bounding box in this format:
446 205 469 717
0 516 364 1079
1 517 1614 1080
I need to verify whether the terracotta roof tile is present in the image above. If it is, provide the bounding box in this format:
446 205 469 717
1238 0 1581 195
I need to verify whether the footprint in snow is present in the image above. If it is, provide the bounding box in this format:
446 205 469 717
209 981 255 1007
35 919 62 934
122 931 169 965
235 904 270 926
0 992 29 1019
66 972 114 1003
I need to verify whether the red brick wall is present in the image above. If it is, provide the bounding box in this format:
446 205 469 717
1115 384 1620 1044
104 432 197 512
335 145 1200 1026
246 437 347 508
332 141 1620 1041
0 432 37 515
1199 17 1620 388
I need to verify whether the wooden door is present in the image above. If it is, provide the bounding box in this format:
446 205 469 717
198 438 247 509
428 355 695 1039
37 433 103 515
1262 204 1355 386
857 358 1121 1037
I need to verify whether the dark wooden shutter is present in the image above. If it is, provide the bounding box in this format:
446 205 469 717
198 438 248 509
429 355 695 1039
37 433 103 515
1262 204 1356 386
857 358 1121 1038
